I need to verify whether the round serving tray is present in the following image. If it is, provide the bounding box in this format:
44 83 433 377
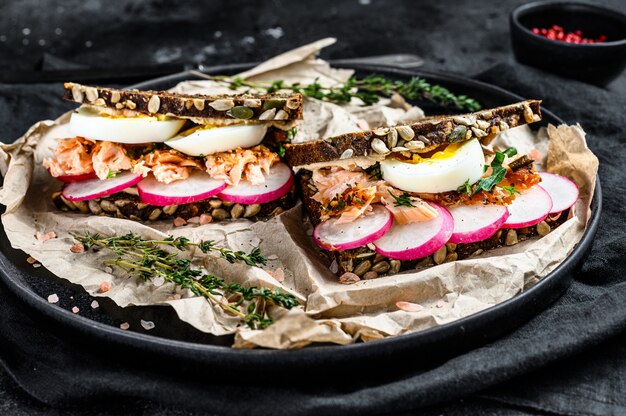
0 63 601 380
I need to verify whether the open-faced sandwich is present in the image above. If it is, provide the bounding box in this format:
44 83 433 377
284 100 580 281
45 83 303 222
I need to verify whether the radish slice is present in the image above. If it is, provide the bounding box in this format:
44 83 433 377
448 204 510 244
137 171 227 206
55 171 97 183
62 171 143 202
218 163 294 205
374 204 454 261
314 205 393 251
539 172 579 214
502 186 553 228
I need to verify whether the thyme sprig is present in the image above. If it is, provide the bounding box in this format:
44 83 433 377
74 232 297 329
211 74 482 112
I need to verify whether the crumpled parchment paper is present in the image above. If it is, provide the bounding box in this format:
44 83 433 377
0 38 598 349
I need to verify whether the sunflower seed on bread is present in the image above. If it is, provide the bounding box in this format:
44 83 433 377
63 82 303 121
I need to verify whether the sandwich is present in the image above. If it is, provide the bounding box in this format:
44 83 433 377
284 100 579 281
44 82 303 222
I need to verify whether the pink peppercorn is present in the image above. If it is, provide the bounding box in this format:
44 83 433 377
531 24 608 44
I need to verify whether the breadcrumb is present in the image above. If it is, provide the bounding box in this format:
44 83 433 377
47 294 59 303
119 322 130 330
26 256 37 264
71 306 80 314
338 272 360 285
90 300 99 309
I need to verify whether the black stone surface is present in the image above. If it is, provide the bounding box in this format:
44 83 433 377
0 0 625 415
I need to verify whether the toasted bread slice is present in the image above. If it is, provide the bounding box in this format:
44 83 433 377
52 186 295 222
284 100 541 168
63 82 303 121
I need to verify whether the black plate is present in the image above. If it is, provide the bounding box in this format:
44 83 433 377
0 63 601 379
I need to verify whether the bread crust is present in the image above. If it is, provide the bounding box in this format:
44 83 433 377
52 187 295 222
63 82 303 121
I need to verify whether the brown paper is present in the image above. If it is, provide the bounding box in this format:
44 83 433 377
0 40 598 349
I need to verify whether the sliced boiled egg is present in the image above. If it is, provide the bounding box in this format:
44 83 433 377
380 138 484 193
69 107 185 144
165 123 268 156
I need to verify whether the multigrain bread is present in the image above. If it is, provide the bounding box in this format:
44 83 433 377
284 100 541 167
296 170 567 280
63 82 304 121
52 186 296 222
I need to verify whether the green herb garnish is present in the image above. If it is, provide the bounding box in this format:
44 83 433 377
502 185 521 195
472 147 517 195
285 126 298 141
73 232 298 329
366 162 382 180
276 142 286 158
388 190 416 207
211 74 482 112
106 170 119 179
457 178 472 195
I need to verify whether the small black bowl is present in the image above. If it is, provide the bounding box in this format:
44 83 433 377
510 1 626 86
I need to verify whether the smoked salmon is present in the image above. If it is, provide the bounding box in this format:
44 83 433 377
204 145 279 186
43 137 94 177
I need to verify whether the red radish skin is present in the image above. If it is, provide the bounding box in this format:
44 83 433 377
374 204 454 261
62 171 143 202
502 185 553 229
538 172 579 214
449 204 510 244
55 171 97 183
218 162 294 205
137 171 227 206
314 205 393 251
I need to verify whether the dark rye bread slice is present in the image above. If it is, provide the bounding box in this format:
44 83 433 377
63 82 303 121
285 100 541 167
52 186 296 222
297 170 567 280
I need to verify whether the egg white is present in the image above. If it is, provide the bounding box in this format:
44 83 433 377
380 138 485 193
165 124 268 156
69 107 185 143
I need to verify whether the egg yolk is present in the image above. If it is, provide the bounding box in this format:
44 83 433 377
409 142 463 164
177 124 218 137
